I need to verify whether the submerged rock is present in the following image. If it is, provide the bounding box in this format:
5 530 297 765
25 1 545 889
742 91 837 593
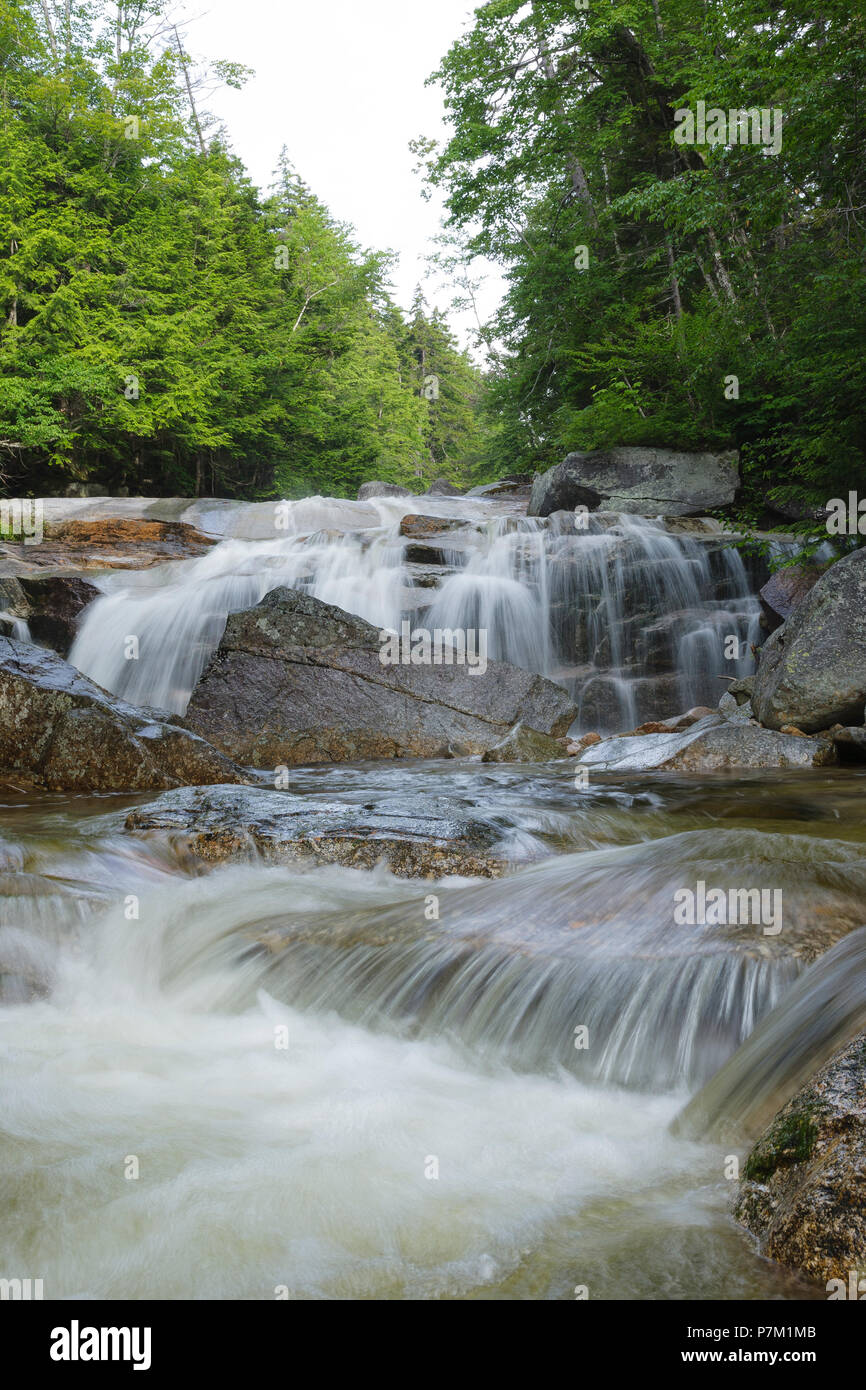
0 637 245 792
528 447 739 518
184 588 577 767
124 785 505 878
752 549 866 732
734 1031 866 1288
576 715 838 772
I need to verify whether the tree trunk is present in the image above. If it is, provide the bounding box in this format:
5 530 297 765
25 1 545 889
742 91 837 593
173 27 206 155
665 238 683 319
531 0 599 229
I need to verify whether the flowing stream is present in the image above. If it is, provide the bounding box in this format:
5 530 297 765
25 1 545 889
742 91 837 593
1 490 861 1300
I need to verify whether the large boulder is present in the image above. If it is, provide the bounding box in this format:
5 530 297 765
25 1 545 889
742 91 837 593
528 447 739 518
123 785 505 878
752 549 866 732
184 588 577 767
759 563 825 633
575 715 837 772
425 477 464 497
356 481 412 501
734 1032 866 1289
0 637 245 792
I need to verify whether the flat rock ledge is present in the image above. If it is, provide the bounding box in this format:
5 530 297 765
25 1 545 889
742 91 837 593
0 516 216 579
124 785 506 878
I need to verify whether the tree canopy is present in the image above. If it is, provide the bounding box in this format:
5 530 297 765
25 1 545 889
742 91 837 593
419 0 866 516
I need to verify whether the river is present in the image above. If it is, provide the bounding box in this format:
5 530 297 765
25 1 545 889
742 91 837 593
1 490 862 1299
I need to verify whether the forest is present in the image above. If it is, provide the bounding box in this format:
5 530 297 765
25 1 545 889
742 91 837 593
1 0 864 513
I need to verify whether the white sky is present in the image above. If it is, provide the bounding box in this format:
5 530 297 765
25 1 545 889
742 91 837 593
185 0 505 353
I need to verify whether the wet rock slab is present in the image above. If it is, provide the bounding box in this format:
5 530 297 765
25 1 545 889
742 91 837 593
0 517 216 578
0 637 245 792
575 715 838 772
124 785 506 878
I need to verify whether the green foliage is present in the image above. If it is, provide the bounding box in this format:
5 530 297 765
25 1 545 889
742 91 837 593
423 0 866 510
0 0 489 498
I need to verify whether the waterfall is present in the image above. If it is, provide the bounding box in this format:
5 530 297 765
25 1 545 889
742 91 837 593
68 496 762 728
0 612 31 642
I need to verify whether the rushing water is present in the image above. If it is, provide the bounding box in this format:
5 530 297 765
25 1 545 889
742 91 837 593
1 491 859 1300
2 760 864 1300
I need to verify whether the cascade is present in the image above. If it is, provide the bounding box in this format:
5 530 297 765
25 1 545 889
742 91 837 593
70 494 761 728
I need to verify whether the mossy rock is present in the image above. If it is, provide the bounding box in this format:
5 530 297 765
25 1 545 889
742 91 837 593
743 1109 820 1182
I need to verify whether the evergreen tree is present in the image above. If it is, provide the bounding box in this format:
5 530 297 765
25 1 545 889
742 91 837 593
0 2 488 499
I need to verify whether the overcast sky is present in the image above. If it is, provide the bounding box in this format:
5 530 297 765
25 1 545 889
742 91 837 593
186 0 504 351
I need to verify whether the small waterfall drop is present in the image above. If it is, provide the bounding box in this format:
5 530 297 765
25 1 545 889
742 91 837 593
0 613 31 642
674 927 866 1141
